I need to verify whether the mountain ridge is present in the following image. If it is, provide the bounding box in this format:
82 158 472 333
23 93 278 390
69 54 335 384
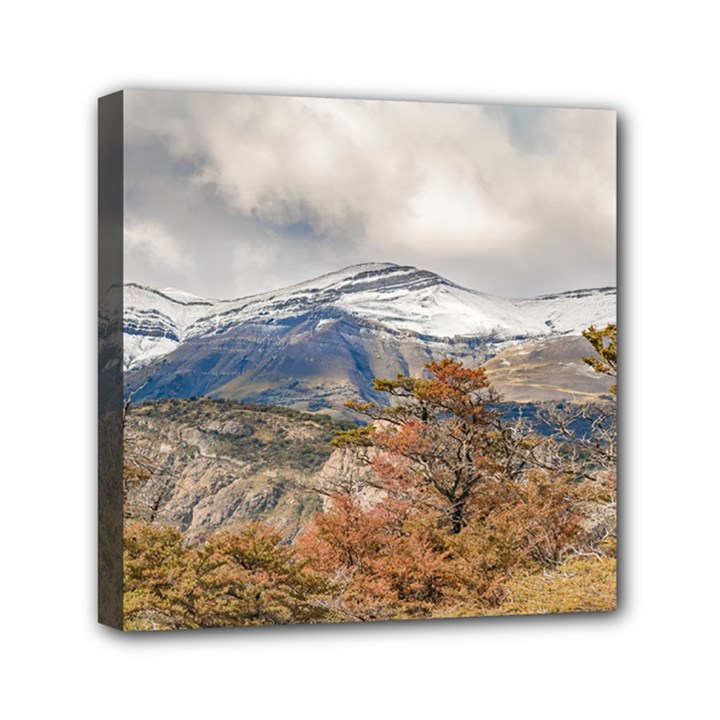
125 263 615 370
123 263 616 415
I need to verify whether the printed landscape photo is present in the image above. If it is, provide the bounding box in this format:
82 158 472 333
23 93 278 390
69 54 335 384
103 91 616 630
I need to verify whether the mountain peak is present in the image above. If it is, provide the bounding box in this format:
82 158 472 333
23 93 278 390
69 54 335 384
159 287 203 303
300 262 451 293
334 262 401 274
123 264 616 375
293 262 409 288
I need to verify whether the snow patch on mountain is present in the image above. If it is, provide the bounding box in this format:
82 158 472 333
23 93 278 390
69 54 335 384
124 335 180 370
517 287 616 335
159 287 206 303
336 283 550 339
123 284 218 370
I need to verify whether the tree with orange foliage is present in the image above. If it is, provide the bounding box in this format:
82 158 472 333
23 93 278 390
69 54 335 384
334 358 520 534
295 360 527 618
297 356 610 619
296 490 454 620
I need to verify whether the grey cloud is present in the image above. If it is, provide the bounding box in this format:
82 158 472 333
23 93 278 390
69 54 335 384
123 91 615 299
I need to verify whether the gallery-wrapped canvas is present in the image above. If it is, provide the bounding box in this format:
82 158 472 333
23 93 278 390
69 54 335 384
99 91 617 631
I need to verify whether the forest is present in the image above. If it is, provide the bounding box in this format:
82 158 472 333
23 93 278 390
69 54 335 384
122 324 617 629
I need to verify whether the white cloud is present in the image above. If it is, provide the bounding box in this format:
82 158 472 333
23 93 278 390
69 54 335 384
124 92 616 297
124 219 190 274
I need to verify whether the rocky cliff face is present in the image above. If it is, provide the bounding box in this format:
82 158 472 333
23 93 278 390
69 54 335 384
123 398 360 540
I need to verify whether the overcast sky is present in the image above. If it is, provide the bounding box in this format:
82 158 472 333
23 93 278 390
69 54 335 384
124 91 615 299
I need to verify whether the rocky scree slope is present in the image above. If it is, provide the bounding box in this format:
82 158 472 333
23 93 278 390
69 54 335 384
123 398 361 540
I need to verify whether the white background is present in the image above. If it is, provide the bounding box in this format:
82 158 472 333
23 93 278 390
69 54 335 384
2 2 717 717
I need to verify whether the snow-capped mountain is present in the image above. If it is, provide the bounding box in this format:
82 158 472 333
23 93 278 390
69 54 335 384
123 283 216 371
517 286 617 335
123 263 616 414
125 263 612 371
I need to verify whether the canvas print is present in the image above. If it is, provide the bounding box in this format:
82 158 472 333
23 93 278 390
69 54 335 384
99 91 616 630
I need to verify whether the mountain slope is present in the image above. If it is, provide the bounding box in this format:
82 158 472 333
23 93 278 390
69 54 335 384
124 398 350 540
124 264 556 370
123 264 616 414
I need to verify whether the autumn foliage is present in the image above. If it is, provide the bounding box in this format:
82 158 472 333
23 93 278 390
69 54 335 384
297 355 616 620
123 330 617 628
123 523 329 630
